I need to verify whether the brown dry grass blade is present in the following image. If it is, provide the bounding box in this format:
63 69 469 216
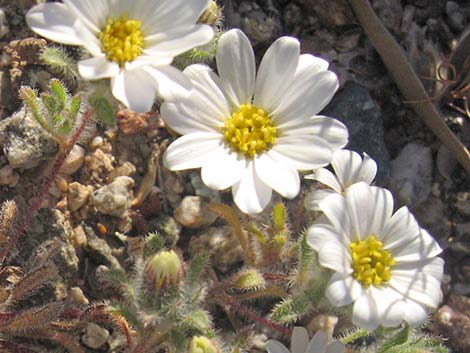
349 0 470 175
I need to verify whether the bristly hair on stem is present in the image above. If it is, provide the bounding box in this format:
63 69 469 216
0 109 92 265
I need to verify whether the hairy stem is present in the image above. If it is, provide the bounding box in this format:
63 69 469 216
225 296 292 336
0 110 92 264
230 286 289 302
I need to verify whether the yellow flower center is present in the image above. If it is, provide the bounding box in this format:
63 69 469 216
99 14 144 66
222 104 277 158
350 235 396 288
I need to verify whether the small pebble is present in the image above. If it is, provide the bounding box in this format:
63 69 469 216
82 323 109 349
90 136 104 150
0 164 19 187
174 196 217 229
67 182 92 212
0 9 9 39
91 176 134 218
69 287 89 305
60 145 85 175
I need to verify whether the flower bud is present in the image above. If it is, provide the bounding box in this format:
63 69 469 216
189 336 219 353
198 1 222 26
146 250 183 292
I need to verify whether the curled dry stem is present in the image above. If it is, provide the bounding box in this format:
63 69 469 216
349 0 470 174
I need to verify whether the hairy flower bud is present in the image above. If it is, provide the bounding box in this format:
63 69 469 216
189 336 219 353
146 250 183 292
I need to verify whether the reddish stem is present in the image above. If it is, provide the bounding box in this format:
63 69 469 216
224 295 292 337
0 111 92 265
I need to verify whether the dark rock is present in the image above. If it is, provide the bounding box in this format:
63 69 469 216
322 81 391 183
221 0 282 49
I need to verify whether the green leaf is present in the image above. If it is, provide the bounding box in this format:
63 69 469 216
50 79 67 111
378 325 410 353
271 295 308 324
41 93 58 116
68 96 81 118
90 96 115 126
185 254 209 286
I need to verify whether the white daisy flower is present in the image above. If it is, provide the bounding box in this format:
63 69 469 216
304 150 377 211
26 0 214 112
266 327 345 353
161 29 348 214
307 182 444 330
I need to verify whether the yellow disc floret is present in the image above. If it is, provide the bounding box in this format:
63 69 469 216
99 14 144 66
350 235 396 288
222 104 277 158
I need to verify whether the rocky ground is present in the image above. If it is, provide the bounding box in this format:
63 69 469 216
0 0 470 352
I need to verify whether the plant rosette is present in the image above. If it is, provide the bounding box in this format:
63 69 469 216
161 28 348 214
26 0 214 112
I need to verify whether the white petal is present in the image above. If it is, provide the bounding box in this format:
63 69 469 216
266 340 290 353
373 287 407 328
280 116 349 150
78 56 120 80
232 162 272 214
391 228 442 263
345 184 393 240
144 66 192 101
393 257 444 281
124 55 173 71
272 70 338 126
163 132 222 171
318 194 352 239
254 37 300 112
160 65 230 135
255 151 300 199
332 150 364 188
216 29 256 107
138 0 210 34
272 135 333 170
402 298 428 326
383 208 442 262
307 224 351 274
183 65 231 119
63 0 108 33
304 188 336 211
306 168 342 193
201 147 245 190
296 54 329 75
75 24 102 56
307 330 328 353
381 207 421 246
326 273 362 307
325 342 345 353
26 3 84 45
144 25 214 57
388 272 443 308
111 68 157 113
359 153 378 185
291 327 309 353
352 289 381 330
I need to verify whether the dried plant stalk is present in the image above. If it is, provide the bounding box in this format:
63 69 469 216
349 0 470 174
